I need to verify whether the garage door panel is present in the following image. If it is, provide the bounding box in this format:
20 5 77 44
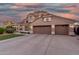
55 25 69 35
33 25 51 34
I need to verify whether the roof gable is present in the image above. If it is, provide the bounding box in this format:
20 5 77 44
22 11 77 24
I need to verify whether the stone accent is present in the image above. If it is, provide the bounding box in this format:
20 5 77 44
69 24 75 35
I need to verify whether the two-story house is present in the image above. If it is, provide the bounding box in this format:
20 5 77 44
23 11 79 35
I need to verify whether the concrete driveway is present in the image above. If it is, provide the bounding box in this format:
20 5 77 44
0 34 79 55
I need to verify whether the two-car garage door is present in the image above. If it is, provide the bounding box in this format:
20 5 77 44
33 25 69 35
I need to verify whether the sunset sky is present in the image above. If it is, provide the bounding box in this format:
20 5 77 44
0 3 79 23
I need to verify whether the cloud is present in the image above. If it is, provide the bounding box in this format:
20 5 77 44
16 11 33 20
10 3 43 9
53 12 79 21
0 3 79 22
63 4 79 14
0 15 15 23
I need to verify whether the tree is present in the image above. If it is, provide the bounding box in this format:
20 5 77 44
5 26 15 34
3 20 15 28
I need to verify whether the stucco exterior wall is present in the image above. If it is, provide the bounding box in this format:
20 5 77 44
31 16 74 25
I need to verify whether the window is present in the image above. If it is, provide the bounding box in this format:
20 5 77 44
48 17 52 21
28 16 35 22
43 18 47 21
26 20 28 23
43 17 52 22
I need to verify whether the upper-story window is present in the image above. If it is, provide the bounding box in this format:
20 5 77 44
26 20 28 23
28 15 35 22
43 17 52 22
43 18 47 21
48 17 52 21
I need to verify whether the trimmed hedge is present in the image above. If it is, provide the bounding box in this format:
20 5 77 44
5 26 15 34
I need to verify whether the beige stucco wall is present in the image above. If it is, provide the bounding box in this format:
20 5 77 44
31 16 75 25
31 16 75 35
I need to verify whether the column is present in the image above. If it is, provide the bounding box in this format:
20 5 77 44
69 24 75 35
51 25 55 35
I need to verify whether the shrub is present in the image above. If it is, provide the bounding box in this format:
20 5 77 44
74 26 79 35
5 26 15 34
0 27 5 34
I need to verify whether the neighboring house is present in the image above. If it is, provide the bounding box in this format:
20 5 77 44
22 11 79 35
16 20 27 32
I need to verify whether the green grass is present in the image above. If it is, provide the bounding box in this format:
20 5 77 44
0 34 23 41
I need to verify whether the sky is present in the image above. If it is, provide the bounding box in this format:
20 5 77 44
0 3 79 23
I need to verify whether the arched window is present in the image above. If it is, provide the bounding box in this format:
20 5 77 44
28 15 35 22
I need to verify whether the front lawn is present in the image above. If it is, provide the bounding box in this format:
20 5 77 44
0 34 23 41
